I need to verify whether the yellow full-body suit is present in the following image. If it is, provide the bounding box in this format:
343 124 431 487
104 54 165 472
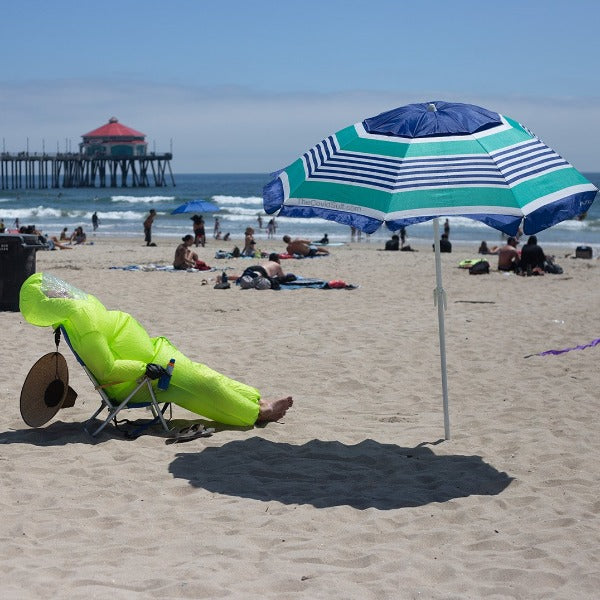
19 273 260 425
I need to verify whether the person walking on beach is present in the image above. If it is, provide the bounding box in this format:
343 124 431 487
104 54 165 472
213 216 221 239
143 209 157 246
92 212 99 232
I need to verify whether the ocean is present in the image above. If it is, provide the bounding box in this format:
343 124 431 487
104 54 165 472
1 172 599 251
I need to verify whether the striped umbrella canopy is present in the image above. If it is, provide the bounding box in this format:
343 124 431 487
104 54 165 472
264 100 597 236
263 101 598 440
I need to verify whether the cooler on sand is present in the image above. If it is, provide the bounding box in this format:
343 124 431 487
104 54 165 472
0 234 45 311
575 246 593 259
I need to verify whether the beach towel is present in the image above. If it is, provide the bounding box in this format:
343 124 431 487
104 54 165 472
109 264 217 272
278 253 328 260
279 277 358 290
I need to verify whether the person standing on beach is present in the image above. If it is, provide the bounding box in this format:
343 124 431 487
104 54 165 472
143 209 157 246
266 218 276 239
443 219 450 238
92 212 99 232
191 215 206 247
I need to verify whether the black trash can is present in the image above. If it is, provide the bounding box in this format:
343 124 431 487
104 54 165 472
0 234 46 311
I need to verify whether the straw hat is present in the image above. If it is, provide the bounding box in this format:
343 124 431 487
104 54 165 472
20 352 71 427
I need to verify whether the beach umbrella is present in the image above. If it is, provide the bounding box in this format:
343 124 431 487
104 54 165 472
263 100 598 439
171 199 219 214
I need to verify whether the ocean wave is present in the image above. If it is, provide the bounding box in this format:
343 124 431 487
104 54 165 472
111 195 174 203
0 206 64 218
212 195 263 206
219 206 268 217
85 210 145 220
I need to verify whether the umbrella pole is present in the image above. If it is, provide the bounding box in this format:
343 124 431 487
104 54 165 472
432 218 450 439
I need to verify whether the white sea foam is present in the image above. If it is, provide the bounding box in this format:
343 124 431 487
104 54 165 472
213 195 263 206
111 195 174 203
0 206 63 218
85 210 145 220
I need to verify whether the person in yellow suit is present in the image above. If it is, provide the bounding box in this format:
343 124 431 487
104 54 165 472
19 273 292 426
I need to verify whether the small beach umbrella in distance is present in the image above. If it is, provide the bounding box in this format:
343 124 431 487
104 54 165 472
263 100 598 440
171 199 219 214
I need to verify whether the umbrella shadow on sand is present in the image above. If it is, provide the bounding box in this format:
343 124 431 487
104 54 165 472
169 438 513 510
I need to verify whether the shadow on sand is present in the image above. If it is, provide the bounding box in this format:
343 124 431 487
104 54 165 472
169 437 513 510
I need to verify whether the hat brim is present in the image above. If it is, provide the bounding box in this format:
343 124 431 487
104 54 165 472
20 353 69 427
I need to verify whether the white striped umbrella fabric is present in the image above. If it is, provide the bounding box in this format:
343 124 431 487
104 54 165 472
263 101 597 439
264 101 596 236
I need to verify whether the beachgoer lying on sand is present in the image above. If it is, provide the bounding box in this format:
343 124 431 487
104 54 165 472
50 236 73 250
173 235 211 270
217 254 294 288
19 272 293 426
283 235 329 256
478 241 498 255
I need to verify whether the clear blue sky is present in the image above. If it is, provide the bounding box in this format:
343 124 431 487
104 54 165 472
1 0 599 172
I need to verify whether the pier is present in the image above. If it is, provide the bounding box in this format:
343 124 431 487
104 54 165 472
0 152 176 189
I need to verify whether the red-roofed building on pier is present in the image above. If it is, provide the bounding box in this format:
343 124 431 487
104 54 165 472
80 117 148 158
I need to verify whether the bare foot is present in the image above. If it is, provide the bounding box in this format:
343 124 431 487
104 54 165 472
256 396 293 423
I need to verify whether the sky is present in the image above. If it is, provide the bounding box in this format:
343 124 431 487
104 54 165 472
1 0 599 173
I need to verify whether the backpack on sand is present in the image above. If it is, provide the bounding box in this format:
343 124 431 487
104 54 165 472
469 260 490 275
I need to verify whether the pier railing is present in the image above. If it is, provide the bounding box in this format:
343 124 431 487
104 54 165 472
0 152 176 189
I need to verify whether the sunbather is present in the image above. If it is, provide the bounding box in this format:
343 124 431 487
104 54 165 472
19 273 293 426
283 235 329 256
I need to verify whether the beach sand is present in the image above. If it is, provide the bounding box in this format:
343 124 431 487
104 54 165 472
1 235 599 599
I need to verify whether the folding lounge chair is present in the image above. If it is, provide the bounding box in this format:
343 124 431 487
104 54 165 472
56 327 172 437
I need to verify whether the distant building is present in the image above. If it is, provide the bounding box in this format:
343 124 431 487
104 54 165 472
79 117 148 157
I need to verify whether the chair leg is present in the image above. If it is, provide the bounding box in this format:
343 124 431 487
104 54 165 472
85 377 172 437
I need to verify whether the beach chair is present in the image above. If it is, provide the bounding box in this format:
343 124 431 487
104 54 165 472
55 327 172 437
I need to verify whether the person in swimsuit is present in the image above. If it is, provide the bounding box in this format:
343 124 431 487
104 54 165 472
282 235 329 256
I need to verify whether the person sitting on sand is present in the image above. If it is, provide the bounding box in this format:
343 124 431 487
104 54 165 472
385 234 400 251
283 235 329 257
478 241 498 255
20 272 293 426
433 233 452 253
70 226 87 245
241 227 257 256
519 235 546 276
59 227 69 241
497 236 520 271
173 235 210 270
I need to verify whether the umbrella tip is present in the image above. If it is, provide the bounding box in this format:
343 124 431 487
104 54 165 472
427 102 437 112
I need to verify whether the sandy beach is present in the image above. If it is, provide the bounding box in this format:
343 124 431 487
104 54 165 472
1 234 599 599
